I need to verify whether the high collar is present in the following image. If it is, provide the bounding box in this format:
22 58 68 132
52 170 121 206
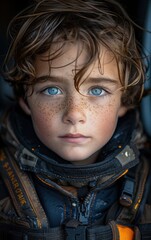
2 106 140 187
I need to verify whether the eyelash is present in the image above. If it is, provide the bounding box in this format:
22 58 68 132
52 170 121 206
42 86 63 96
88 86 109 96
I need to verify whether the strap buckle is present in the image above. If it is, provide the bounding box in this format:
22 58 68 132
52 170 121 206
65 219 87 240
120 177 135 207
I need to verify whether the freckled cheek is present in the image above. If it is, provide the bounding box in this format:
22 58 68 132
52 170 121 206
90 102 119 126
30 101 63 127
91 111 117 142
31 101 68 129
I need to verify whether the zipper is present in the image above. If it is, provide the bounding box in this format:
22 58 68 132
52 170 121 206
70 171 128 224
71 192 95 224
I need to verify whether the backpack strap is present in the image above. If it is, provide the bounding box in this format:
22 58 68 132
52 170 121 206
104 156 151 239
0 148 49 230
116 156 150 225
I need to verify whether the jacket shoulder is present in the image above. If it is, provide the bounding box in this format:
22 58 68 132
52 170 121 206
138 149 151 224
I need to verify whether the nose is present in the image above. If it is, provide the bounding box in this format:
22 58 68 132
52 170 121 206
62 97 86 125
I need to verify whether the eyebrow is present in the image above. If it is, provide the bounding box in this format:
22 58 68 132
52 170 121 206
35 75 119 86
35 75 66 83
84 77 119 85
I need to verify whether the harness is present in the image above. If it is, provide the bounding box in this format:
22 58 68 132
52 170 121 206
0 148 150 240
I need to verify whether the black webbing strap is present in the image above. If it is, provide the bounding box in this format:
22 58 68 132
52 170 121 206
64 219 114 240
0 225 65 240
87 224 113 240
0 221 116 240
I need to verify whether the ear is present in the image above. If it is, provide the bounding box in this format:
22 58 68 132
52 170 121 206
118 105 127 117
19 97 31 115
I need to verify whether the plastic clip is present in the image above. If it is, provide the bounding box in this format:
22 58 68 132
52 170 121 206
120 177 135 207
65 219 87 240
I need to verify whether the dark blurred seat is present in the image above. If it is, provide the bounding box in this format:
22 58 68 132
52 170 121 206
0 0 30 114
141 0 151 138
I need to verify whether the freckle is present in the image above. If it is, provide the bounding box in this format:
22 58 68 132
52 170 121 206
37 103 57 118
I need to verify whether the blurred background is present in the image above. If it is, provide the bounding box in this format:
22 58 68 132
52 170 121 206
0 0 151 136
0 0 30 110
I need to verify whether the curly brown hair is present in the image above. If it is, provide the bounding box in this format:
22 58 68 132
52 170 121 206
3 0 146 107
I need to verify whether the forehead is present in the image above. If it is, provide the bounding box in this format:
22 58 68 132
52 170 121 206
34 42 120 80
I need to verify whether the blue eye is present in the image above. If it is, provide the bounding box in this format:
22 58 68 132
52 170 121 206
89 87 104 96
43 87 62 95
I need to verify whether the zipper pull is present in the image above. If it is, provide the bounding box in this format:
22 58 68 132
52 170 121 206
78 203 89 224
78 193 95 224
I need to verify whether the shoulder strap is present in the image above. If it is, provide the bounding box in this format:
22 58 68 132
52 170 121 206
0 148 49 229
116 156 150 225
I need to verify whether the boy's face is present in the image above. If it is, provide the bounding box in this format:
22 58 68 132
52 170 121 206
20 43 126 165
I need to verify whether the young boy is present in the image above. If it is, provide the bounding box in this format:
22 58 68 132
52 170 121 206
0 0 151 239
